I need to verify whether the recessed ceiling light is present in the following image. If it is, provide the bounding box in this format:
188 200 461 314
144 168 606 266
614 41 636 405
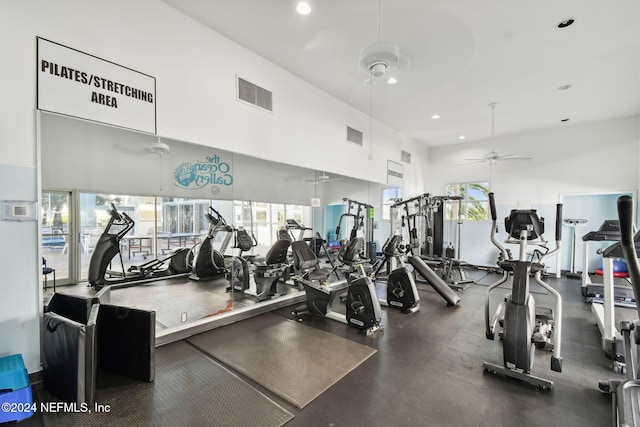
558 84 572 90
296 2 311 15
432 114 440 119
387 77 398 85
561 118 570 122
557 18 574 28
459 135 466 140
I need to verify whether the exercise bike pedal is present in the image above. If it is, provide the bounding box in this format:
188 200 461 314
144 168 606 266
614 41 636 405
350 301 365 315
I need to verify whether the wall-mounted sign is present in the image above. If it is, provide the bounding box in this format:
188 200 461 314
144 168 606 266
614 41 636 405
387 160 404 186
37 37 156 134
174 154 233 196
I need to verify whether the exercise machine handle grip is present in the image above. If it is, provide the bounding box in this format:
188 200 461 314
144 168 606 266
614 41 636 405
488 192 497 221
618 195 634 247
555 203 563 241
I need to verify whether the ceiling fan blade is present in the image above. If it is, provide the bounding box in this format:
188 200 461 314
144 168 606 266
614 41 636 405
462 158 487 165
498 154 532 161
113 142 143 154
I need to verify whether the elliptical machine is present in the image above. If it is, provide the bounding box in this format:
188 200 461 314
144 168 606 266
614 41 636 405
599 195 640 426
188 206 232 281
292 237 383 335
88 203 191 290
483 193 563 390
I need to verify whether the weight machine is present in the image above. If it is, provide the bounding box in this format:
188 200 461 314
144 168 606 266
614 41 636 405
389 194 473 289
386 196 461 306
335 198 376 260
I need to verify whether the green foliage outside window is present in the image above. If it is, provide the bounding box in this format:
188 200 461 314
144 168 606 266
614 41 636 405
445 182 490 221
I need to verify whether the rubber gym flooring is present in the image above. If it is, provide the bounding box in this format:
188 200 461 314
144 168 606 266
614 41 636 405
28 270 633 426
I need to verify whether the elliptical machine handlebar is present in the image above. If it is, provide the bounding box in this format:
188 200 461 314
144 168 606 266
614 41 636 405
489 192 497 221
105 203 134 237
617 195 640 320
108 202 120 220
488 192 509 262
209 206 227 225
555 203 563 242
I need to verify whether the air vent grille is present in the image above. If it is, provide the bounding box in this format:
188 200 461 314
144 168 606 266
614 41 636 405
401 150 411 164
237 77 273 112
347 126 363 146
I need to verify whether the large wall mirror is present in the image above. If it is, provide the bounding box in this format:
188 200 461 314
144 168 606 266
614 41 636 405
39 112 393 338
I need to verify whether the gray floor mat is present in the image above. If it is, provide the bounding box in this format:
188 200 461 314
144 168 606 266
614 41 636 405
39 340 293 427
187 313 377 409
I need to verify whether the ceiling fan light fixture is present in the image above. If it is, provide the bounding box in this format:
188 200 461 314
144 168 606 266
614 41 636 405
359 42 400 78
145 137 170 155
371 62 387 78
296 2 311 15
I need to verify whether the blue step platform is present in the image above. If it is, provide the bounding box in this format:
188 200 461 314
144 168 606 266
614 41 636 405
0 354 34 422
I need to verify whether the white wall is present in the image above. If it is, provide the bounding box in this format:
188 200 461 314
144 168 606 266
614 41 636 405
0 166 39 373
427 116 640 268
0 0 427 372
428 116 639 202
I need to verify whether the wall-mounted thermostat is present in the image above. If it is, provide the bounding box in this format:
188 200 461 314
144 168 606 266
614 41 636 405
2 201 37 221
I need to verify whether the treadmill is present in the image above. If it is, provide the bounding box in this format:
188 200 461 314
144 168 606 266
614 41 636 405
592 231 640 370
581 220 637 308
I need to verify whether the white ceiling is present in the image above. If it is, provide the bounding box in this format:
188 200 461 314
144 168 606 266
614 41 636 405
162 0 640 147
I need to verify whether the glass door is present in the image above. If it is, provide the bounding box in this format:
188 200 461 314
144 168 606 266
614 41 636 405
41 191 73 285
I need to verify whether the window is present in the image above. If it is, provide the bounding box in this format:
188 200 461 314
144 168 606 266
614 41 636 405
74 193 311 280
232 201 312 248
445 182 490 221
381 187 401 220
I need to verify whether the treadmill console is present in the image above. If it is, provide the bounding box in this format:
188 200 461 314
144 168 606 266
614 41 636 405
582 220 620 241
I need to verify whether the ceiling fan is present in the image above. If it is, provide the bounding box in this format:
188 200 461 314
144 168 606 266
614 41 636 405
356 0 410 161
358 0 408 81
464 103 532 164
466 150 532 165
301 171 343 185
